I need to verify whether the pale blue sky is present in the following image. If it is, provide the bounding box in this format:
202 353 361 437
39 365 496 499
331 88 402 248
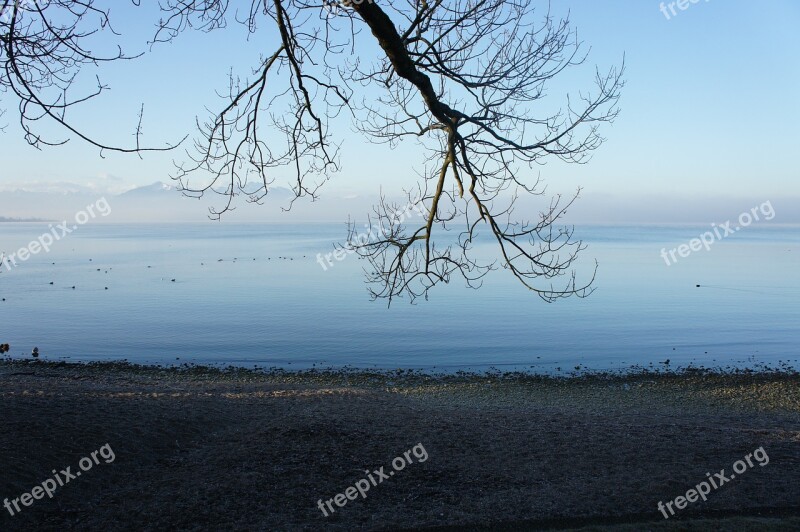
1 0 798 218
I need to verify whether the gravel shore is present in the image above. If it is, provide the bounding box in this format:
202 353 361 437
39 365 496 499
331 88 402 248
1 361 798 531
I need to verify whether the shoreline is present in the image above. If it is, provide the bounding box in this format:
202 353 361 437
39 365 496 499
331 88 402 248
1 359 798 530
2 357 799 380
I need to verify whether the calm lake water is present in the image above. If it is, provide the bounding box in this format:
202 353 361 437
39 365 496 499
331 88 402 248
1 223 798 373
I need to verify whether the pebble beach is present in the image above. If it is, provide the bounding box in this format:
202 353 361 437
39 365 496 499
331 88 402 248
1 360 798 530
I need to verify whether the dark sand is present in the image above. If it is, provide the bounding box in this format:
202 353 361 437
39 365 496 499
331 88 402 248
1 361 798 531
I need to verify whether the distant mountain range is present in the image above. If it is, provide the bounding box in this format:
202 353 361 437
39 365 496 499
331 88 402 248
0 181 375 222
2 180 798 224
117 182 177 196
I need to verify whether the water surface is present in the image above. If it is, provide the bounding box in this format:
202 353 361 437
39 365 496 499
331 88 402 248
1 223 798 373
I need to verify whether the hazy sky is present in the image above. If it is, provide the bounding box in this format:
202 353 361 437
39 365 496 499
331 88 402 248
1 0 798 220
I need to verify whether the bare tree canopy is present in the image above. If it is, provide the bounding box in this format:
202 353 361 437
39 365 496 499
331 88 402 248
1 0 624 303
0 0 184 152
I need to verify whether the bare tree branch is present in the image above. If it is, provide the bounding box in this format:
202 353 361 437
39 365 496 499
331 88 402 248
0 0 184 152
2 0 623 302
